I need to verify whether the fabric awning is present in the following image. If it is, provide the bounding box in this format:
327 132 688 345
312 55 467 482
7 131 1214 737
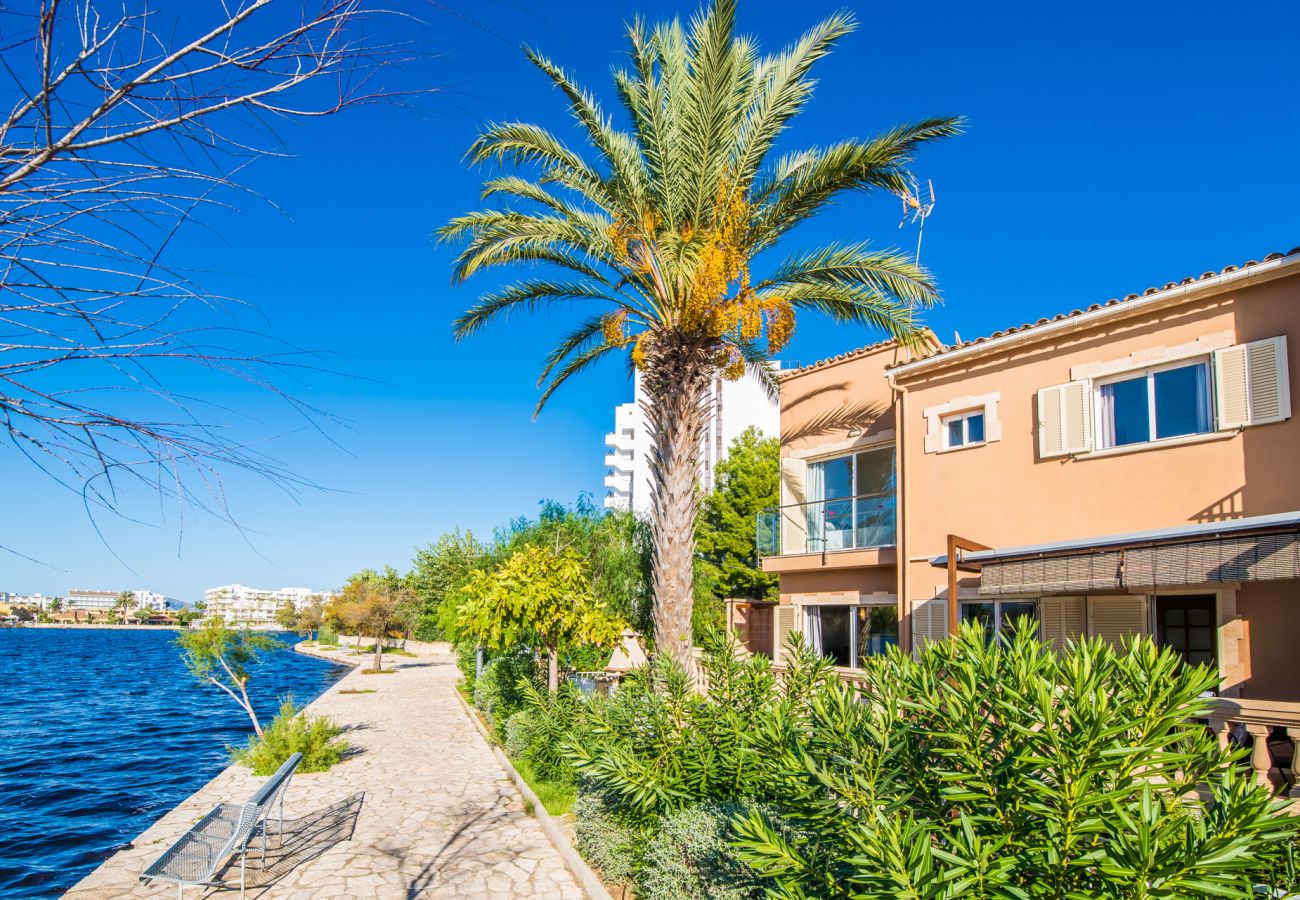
930 511 1300 597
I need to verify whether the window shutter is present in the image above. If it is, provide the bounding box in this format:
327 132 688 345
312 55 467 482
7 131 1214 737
1215 337 1290 429
778 457 809 554
1041 596 1086 650
1247 337 1290 424
773 604 797 664
911 597 947 653
1086 595 1148 650
1037 381 1091 458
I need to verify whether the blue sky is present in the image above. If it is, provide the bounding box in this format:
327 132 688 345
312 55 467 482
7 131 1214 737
3 0 1298 602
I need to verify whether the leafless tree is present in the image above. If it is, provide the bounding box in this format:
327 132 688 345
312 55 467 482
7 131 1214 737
0 0 403 529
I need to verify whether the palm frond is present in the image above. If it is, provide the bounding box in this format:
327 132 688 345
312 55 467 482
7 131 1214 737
453 279 626 341
759 243 939 309
535 339 621 416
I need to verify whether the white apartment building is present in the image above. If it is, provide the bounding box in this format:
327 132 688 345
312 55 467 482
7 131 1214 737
0 592 60 610
203 584 333 629
604 367 780 514
63 588 178 612
66 589 120 611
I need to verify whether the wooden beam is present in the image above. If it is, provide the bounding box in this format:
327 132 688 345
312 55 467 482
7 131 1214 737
946 534 992 637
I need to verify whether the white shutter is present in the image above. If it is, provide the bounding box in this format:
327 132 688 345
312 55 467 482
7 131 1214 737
773 604 797 664
1040 596 1086 650
779 457 809 555
1086 595 1148 650
1037 380 1091 458
1215 337 1290 429
911 597 948 653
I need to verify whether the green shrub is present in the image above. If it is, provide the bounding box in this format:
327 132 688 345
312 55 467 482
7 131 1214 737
455 642 478 691
574 792 639 889
565 632 833 830
638 802 769 900
472 649 540 730
317 627 339 646
503 709 537 760
732 624 1300 899
231 698 348 775
514 678 586 785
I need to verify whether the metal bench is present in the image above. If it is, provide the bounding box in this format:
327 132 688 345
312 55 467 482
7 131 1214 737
139 752 303 899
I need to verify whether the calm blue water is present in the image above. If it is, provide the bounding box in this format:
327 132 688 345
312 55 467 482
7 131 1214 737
0 628 347 898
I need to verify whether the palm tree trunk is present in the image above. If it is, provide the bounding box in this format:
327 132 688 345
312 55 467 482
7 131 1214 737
643 347 712 670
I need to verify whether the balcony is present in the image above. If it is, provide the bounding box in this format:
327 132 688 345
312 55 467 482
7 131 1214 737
758 492 895 557
604 472 631 491
604 450 633 471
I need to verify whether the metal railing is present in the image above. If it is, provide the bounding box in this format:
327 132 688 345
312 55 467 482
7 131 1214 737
757 491 896 557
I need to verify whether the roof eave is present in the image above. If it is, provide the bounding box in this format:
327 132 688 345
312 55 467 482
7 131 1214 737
890 252 1300 381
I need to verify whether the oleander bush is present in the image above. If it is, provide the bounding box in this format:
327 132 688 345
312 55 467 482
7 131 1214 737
638 801 770 900
731 624 1300 899
566 632 834 832
232 698 348 775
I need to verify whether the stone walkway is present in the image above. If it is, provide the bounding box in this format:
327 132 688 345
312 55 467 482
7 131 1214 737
65 646 586 899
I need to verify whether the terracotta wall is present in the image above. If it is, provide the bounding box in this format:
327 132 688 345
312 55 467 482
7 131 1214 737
1235 581 1299 701
895 276 1300 602
771 342 909 607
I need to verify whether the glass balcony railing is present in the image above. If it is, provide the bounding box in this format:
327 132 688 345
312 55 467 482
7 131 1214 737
757 492 896 557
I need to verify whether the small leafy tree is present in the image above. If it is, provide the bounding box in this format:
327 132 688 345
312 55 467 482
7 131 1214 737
275 600 299 632
332 569 413 673
176 622 283 737
297 597 324 642
408 531 489 641
697 427 779 604
454 545 626 691
48 597 63 612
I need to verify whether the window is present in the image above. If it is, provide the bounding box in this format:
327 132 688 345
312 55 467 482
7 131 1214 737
960 600 1038 642
942 409 986 449
1096 359 1212 449
806 446 896 551
805 604 899 667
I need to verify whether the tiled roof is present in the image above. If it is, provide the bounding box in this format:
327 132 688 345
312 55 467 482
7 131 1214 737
888 247 1300 370
780 331 946 379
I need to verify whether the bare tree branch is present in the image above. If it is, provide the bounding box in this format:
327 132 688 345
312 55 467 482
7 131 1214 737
0 0 414 534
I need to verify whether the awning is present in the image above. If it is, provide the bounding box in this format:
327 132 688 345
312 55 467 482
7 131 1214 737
929 511 1300 597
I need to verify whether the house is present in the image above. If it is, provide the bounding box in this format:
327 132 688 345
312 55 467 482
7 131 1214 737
756 247 1300 790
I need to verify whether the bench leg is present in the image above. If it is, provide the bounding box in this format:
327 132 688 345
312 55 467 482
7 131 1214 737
240 850 246 900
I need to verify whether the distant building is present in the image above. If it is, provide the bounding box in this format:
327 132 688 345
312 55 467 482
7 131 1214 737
604 367 780 514
7 592 61 610
130 590 182 612
66 589 120 612
203 584 333 629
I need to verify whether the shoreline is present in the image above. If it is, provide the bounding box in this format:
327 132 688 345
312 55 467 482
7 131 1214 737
61 641 355 898
23 623 182 631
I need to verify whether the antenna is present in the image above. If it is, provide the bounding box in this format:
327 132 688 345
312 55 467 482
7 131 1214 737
898 177 937 265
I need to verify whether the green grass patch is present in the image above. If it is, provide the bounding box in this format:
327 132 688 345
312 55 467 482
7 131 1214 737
231 699 348 775
360 667 396 675
338 688 376 695
352 644 416 656
512 756 575 816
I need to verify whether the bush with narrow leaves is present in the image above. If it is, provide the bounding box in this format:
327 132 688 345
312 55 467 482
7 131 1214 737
231 698 348 775
731 623 1300 899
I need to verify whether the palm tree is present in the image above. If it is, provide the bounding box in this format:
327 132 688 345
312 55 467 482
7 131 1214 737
442 0 960 667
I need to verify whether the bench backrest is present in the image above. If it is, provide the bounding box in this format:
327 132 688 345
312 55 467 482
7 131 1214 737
250 752 303 808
